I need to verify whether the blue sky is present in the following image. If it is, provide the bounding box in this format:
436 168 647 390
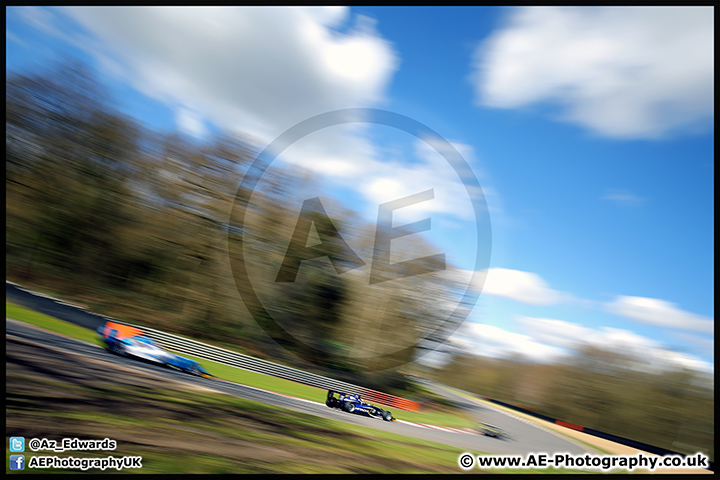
6 7 714 374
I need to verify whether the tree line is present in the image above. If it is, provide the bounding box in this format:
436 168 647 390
6 60 462 388
429 345 713 461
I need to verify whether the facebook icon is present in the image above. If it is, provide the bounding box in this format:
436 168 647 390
10 455 25 470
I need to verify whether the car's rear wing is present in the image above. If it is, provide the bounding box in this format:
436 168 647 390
98 321 144 340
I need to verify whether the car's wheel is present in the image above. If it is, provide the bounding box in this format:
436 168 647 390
190 365 201 376
326 398 337 408
111 343 124 356
382 410 393 422
343 401 355 413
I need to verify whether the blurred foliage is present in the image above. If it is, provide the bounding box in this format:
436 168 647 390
7 61 255 351
6 61 278 359
431 345 714 461
5 60 461 391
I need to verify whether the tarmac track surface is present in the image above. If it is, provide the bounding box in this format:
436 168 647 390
6 319 595 457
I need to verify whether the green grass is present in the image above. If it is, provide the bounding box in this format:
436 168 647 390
6 300 475 428
6 299 615 474
6 301 99 344
5 374 470 473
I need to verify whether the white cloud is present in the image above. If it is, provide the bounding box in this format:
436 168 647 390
454 316 713 374
63 6 399 141
606 295 714 334
273 130 485 230
458 322 569 363
481 267 566 305
602 189 646 207
19 7 497 233
176 107 208 138
473 6 714 138
357 138 479 223
57 7 493 228
516 316 592 348
676 332 715 359
583 326 713 374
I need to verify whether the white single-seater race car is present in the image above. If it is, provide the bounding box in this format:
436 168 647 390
97 321 211 378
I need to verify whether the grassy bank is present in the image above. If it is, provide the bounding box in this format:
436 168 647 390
6 300 474 428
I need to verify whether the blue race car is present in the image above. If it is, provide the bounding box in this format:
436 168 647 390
326 390 394 421
97 321 212 378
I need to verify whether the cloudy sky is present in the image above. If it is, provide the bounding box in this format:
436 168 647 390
6 6 714 374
